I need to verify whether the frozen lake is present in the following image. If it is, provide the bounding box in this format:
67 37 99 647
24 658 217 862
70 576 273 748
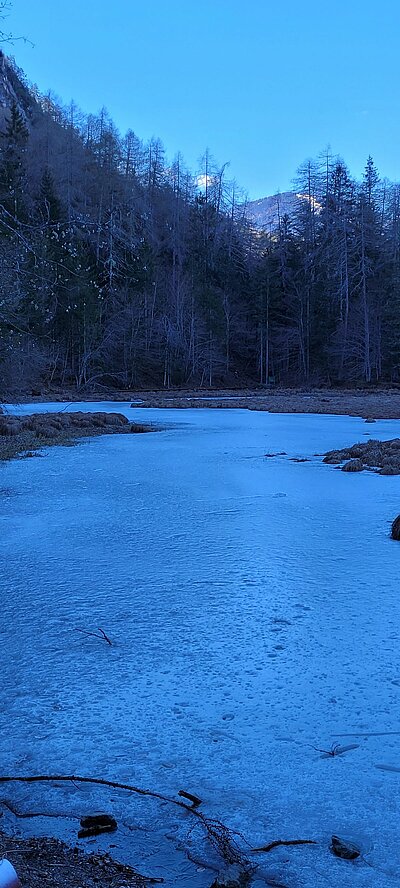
1 404 400 887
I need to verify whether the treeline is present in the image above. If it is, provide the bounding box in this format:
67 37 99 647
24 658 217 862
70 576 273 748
1 53 400 393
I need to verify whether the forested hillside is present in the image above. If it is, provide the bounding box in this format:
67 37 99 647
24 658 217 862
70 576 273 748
1 52 400 394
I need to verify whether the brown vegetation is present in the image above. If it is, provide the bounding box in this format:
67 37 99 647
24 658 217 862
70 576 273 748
9 386 400 419
0 412 153 461
0 832 151 888
125 387 400 418
324 438 400 475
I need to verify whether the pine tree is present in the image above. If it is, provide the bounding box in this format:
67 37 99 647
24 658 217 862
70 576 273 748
0 101 29 218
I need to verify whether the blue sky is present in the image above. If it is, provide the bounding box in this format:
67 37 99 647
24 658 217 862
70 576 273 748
6 0 400 199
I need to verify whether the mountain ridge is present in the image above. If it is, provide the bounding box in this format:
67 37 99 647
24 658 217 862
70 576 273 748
245 191 298 229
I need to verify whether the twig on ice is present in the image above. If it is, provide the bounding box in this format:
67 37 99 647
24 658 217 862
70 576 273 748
74 627 112 645
97 627 112 645
312 742 359 758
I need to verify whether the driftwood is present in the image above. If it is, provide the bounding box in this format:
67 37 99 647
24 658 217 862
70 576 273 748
78 813 117 838
177 790 202 808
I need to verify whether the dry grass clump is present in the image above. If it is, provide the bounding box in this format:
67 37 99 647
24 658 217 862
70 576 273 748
391 515 400 539
0 421 19 436
342 459 364 472
210 877 253 888
0 411 153 461
325 438 400 475
380 454 400 475
323 450 343 464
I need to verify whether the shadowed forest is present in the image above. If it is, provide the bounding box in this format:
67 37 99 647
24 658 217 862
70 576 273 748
1 53 400 395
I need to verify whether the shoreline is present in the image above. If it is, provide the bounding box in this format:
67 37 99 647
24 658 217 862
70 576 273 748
6 387 400 419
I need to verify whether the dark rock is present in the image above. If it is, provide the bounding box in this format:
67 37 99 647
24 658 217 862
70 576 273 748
365 418 376 423
330 835 360 860
80 813 117 828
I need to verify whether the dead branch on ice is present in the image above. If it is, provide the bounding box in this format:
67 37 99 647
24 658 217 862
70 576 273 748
251 839 317 853
0 774 252 872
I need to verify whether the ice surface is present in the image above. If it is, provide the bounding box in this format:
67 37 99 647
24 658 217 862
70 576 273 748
1 405 400 886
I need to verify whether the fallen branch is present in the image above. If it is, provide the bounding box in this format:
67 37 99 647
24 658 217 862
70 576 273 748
0 798 79 820
0 774 188 810
0 774 252 871
251 839 317 853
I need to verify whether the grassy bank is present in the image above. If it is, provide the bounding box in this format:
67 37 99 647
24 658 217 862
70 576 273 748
0 411 153 461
